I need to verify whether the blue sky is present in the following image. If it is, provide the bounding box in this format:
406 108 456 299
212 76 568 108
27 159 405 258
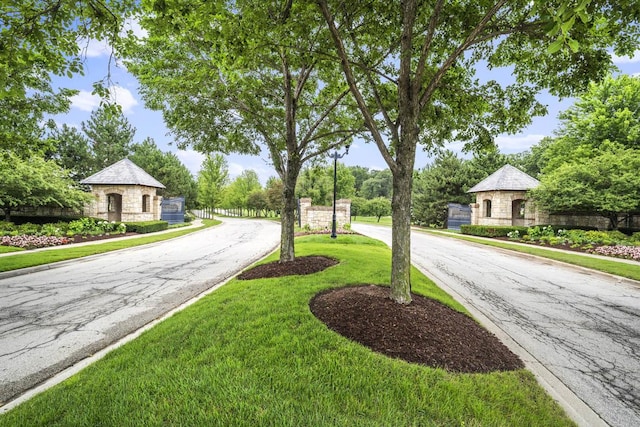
50 33 640 185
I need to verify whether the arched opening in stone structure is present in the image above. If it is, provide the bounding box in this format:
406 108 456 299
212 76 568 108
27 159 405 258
142 194 151 213
483 199 492 218
512 199 525 226
107 193 122 222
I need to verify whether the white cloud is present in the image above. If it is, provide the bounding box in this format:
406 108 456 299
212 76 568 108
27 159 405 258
495 134 546 153
176 150 206 176
70 86 138 113
70 90 100 112
81 38 112 58
611 50 640 64
123 17 148 39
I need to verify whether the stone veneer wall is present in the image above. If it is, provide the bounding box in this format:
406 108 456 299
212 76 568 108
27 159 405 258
299 198 351 230
471 191 640 230
83 184 162 222
470 190 538 227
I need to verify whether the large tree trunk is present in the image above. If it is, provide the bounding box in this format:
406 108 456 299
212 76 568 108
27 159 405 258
389 139 417 304
280 174 297 263
279 155 302 263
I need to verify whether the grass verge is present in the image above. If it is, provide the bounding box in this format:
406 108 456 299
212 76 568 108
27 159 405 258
0 246 23 254
0 234 573 426
418 229 640 282
0 219 220 273
352 216 392 226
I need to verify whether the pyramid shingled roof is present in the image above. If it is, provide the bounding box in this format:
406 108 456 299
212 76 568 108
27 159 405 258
80 158 165 188
467 164 539 193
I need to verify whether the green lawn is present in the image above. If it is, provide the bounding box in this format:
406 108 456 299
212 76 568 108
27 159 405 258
352 216 392 226
0 235 573 426
0 219 220 273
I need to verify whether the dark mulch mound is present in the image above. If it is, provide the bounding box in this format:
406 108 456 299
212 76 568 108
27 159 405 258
310 285 524 373
237 256 339 280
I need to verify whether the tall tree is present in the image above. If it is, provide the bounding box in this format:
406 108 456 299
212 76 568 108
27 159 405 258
412 151 473 227
125 0 363 263
82 104 135 172
130 138 198 208
543 74 640 170
531 143 640 228
348 165 371 196
296 163 355 205
317 0 638 303
223 170 262 214
1 1 137 154
0 152 91 221
360 169 393 200
47 124 93 180
197 154 230 212
265 177 284 215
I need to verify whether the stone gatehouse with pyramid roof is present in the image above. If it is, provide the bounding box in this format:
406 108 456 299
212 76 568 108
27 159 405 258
80 158 165 222
467 164 546 227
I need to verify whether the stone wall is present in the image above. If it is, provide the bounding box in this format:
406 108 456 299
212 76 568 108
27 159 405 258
299 198 351 230
83 184 162 222
471 190 537 227
471 190 640 230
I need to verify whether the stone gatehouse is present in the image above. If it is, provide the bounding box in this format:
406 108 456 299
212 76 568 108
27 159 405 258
80 158 165 222
299 198 351 230
467 164 542 227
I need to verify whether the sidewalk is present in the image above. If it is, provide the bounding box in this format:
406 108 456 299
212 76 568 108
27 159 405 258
0 219 204 259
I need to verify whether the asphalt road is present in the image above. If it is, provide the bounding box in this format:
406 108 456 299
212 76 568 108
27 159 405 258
0 218 280 406
352 223 640 427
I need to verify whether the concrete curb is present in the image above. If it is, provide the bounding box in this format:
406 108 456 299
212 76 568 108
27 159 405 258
419 265 609 427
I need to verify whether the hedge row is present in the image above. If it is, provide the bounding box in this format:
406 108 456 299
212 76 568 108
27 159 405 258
124 221 169 234
460 225 528 237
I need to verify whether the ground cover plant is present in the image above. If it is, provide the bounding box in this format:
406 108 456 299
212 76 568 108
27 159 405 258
0 235 573 426
507 226 640 261
0 218 129 250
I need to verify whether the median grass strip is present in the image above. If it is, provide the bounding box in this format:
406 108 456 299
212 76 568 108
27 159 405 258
0 219 220 273
0 235 573 426
418 229 640 282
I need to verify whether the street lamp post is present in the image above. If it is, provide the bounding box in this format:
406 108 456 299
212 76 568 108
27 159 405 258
329 145 349 239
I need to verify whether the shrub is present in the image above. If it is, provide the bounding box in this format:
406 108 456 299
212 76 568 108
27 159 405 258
184 212 196 223
0 221 16 236
124 221 168 234
460 225 528 237
67 218 126 236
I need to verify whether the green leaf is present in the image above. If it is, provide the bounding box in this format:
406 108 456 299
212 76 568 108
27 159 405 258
568 38 580 53
547 37 564 54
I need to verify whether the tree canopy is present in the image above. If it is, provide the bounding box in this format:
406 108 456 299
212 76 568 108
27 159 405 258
531 74 640 228
317 0 640 303
0 152 91 221
125 0 364 262
1 1 138 155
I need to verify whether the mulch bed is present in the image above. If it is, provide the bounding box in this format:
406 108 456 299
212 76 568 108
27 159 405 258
240 255 523 373
310 285 524 373
237 256 339 280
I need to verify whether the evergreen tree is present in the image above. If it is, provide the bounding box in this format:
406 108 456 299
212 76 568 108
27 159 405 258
82 104 135 172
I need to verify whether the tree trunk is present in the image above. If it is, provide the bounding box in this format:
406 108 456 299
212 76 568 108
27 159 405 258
389 142 416 304
279 162 300 263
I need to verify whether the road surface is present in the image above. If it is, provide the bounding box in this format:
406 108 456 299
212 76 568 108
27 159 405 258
352 223 640 427
0 218 280 406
